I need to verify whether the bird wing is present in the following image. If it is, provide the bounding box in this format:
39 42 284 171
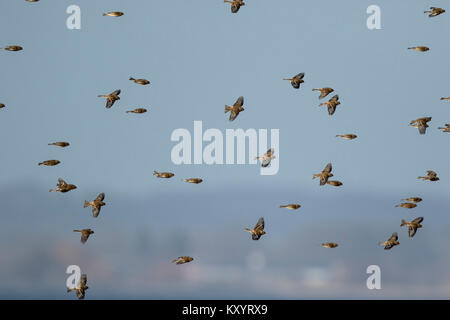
295 73 305 80
254 217 265 231
92 206 100 218
408 225 417 238
319 89 332 99
418 122 427 134
265 148 274 157
58 178 67 187
261 158 271 167
76 289 86 300
80 274 87 286
234 96 244 108
80 232 89 244
291 80 301 89
327 104 336 115
105 97 115 109
323 163 332 173
412 217 424 224
231 4 240 13
96 193 105 202
229 110 238 121
111 89 121 96
388 232 398 242
427 170 437 177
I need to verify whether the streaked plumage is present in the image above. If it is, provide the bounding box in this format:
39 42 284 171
418 170 439 181
312 87 334 99
224 0 245 13
126 108 147 114
172 256 194 265
2 46 23 52
73 229 94 244
153 171 174 178
395 202 417 209
319 94 340 115
379 232 399 250
183 178 203 184
84 193 105 218
48 141 70 148
38 160 60 166
283 73 305 89
410 117 432 134
336 134 357 140
255 148 275 167
322 242 339 248
279 204 301 210
401 217 424 238
49 178 77 193
313 163 333 186
424 7 445 17
408 46 429 52
98 89 120 109
103 11 124 17
224 96 244 121
326 180 343 187
67 274 88 300
129 77 150 85
244 217 266 240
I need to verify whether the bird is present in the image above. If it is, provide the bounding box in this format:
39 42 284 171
312 87 334 99
255 148 275 167
313 163 333 186
401 197 422 203
224 0 245 13
224 96 244 121
319 94 340 115
321 242 339 248
48 141 70 148
0 103 5 109
438 124 450 132
326 180 343 187
1 46 23 52
279 204 301 210
183 178 203 184
410 117 432 134
336 134 357 140
129 77 150 85
67 274 88 300
418 170 439 181
395 202 417 209
26 0 40 2
283 73 305 89
244 217 266 240
98 89 121 108
424 7 445 17
441 97 450 101
49 178 77 193
401 217 424 238
379 232 399 250
153 171 174 178
38 160 60 166
172 256 194 265
103 11 124 17
408 46 429 52
73 229 94 244
84 193 106 218
126 108 147 114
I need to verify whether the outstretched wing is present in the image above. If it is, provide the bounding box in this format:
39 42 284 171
96 193 105 202
254 217 264 231
92 206 100 218
58 178 67 187
388 232 398 242
111 89 121 96
105 97 115 109
231 4 240 13
323 163 332 173
234 96 244 108
427 170 437 178
408 226 418 238
411 217 424 224
261 158 272 168
294 73 305 80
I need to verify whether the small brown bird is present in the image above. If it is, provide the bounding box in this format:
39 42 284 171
48 141 70 148
424 7 445 17
98 89 120 109
38 160 60 166
126 108 147 114
255 148 275 167
410 117 432 134
438 124 450 132
312 87 334 99
279 204 301 210
49 178 77 193
224 0 245 13
283 73 305 89
326 180 343 187
73 229 94 244
67 274 88 300
225 96 244 121
321 242 339 248
172 256 194 265
183 178 203 184
0 103 5 109
408 46 429 52
319 94 340 115
103 11 124 17
418 170 439 181
379 232 399 250
313 163 333 186
401 217 424 238
441 97 450 101
244 217 266 240
129 77 150 85
84 193 106 218
336 134 357 140
26 0 40 2
395 202 417 209
401 197 422 203
153 171 174 178
2 46 23 52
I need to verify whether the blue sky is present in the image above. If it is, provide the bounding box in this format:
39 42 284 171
1 1 450 299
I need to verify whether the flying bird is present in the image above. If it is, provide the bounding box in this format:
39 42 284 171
379 232 399 250
84 193 106 218
424 7 445 17
67 274 88 300
313 163 333 186
410 117 432 134
283 73 305 89
408 46 429 52
322 242 339 248
418 170 439 181
441 97 450 101
255 148 275 167
48 141 70 148
224 0 245 13
183 178 203 184
320 94 340 115
49 178 77 193
103 11 124 17
73 229 94 244
2 46 23 52
244 217 266 240
326 180 343 187
438 124 450 132
153 171 174 178
401 197 422 203
312 87 334 99
0 103 5 109
224 96 244 121
279 204 301 210
129 77 150 85
38 160 60 166
336 134 357 140
98 89 121 108
401 217 424 238
172 256 194 265
26 0 40 2
126 108 147 114
395 202 417 209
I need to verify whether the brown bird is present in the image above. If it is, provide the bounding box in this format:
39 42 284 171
153 171 174 178
320 94 340 115
401 197 422 203
244 217 266 240
49 178 77 193
321 242 339 248
441 97 450 101
38 160 60 166
172 256 194 265
26 0 40 2
410 117 432 134
336 134 357 140
67 274 88 300
103 11 124 17
312 87 334 99
438 124 450 132
183 178 203 184
48 141 70 148
401 217 424 238
84 193 106 218
224 0 245 13
408 46 429 52
126 108 147 114
379 232 399 250
326 180 343 187
98 89 120 108
73 229 94 244
129 77 150 85
418 170 439 181
0 103 5 109
283 73 305 89
395 202 417 209
313 163 333 186
255 148 275 167
224 96 244 121
279 204 301 210
424 7 445 17
2 46 23 52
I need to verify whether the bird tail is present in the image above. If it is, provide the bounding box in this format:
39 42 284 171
312 174 320 179
280 205 287 208
400 219 408 226
83 201 90 208
73 230 81 233
153 171 159 176
244 228 251 232
312 88 320 91
407 47 414 50
378 241 386 246
102 13 107 16
224 105 232 113
417 176 426 180
335 135 341 138
49 189 56 192
319 102 326 106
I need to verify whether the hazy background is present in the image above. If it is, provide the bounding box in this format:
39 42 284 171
1 0 450 299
